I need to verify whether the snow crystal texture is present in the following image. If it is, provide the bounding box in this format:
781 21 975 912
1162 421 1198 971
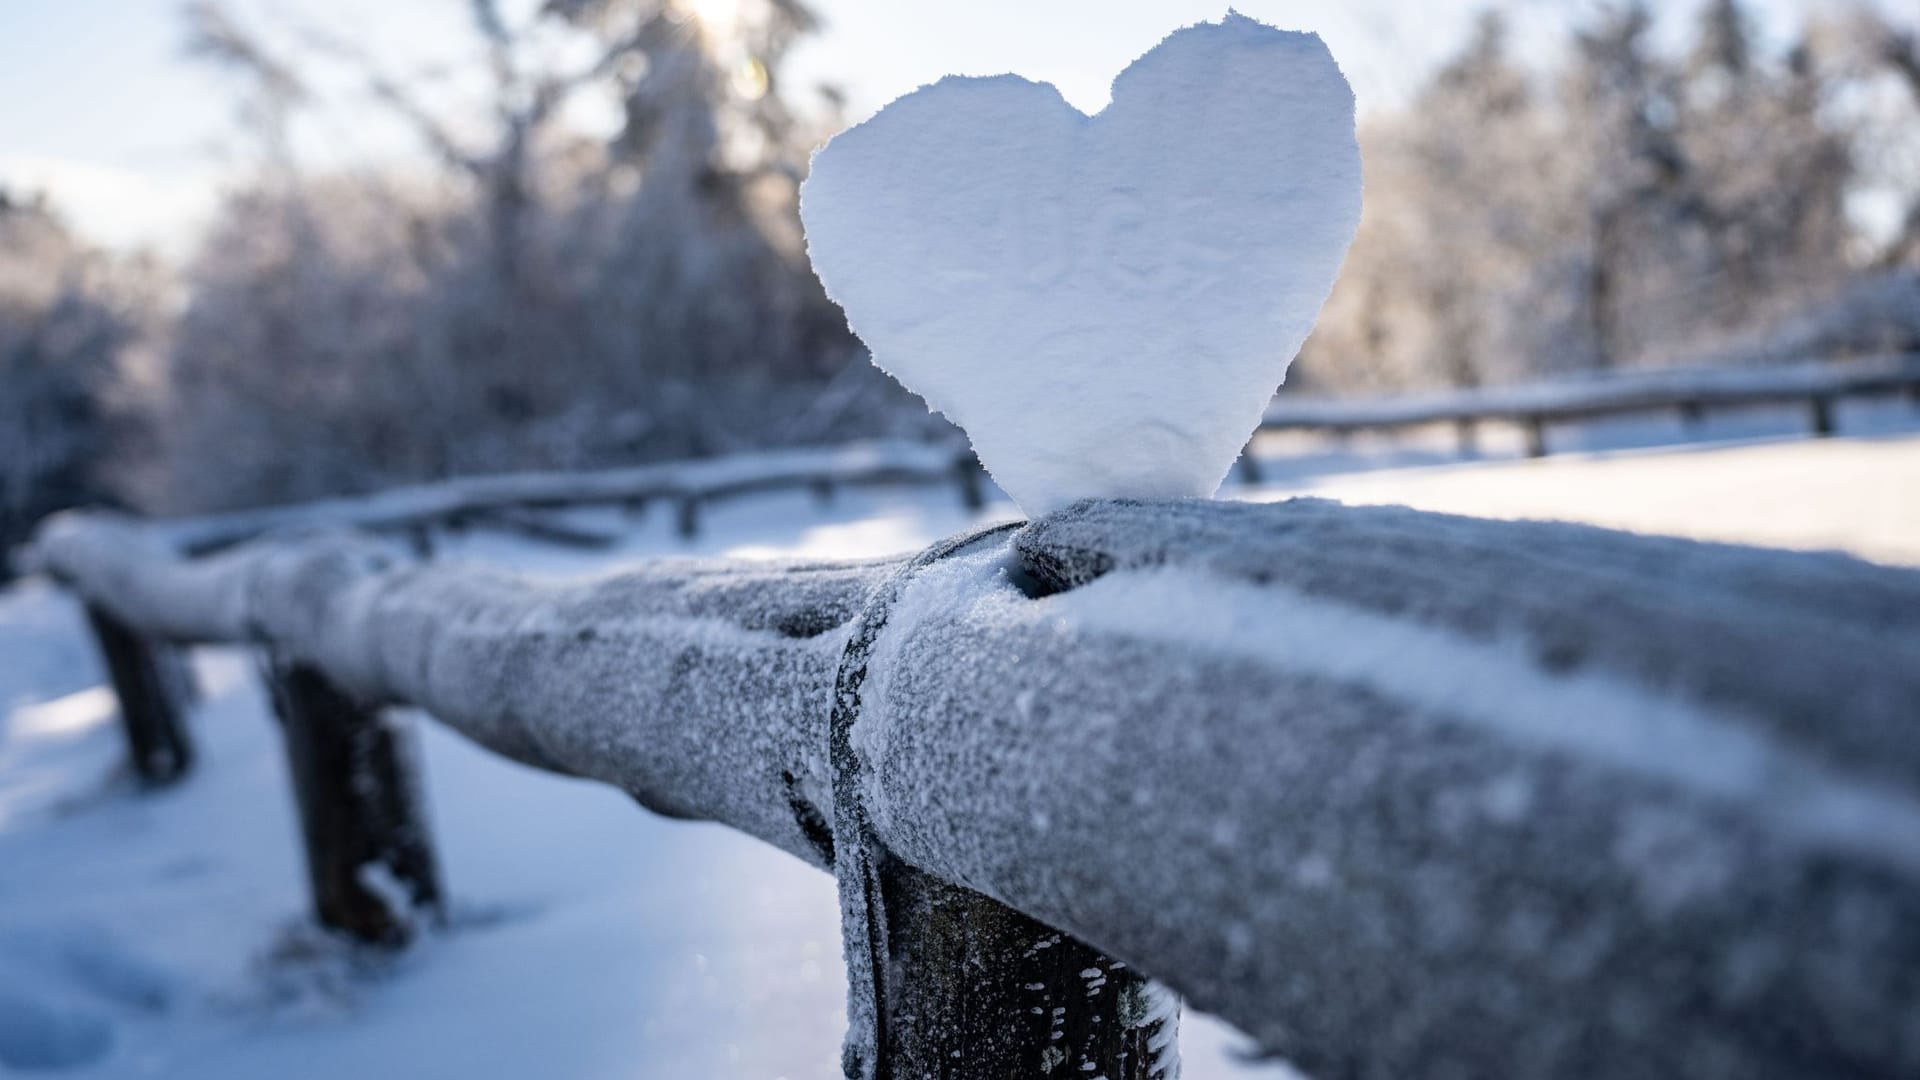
26 490 1920 1078
800 13 1362 516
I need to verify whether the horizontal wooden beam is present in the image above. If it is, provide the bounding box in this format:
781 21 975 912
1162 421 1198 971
1262 352 1920 437
28 497 1920 1079
110 439 975 557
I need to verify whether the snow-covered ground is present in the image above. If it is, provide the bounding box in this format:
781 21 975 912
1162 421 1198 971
1260 432 1920 567
1251 397 1920 565
3 417 1917 1079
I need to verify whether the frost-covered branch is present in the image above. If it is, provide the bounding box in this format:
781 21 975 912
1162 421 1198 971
28 498 1920 1079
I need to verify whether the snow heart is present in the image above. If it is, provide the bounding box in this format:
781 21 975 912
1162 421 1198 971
800 13 1362 516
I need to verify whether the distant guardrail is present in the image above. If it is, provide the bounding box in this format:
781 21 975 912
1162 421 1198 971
19 495 1920 1080
1257 353 1920 463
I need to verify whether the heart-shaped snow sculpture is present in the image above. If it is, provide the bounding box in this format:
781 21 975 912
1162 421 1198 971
800 13 1362 516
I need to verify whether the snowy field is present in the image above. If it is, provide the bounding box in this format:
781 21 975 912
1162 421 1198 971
3 414 1917 1079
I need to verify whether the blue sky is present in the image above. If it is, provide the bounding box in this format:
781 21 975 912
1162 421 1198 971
0 0 1880 254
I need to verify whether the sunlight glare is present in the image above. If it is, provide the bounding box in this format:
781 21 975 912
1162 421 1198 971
682 0 743 33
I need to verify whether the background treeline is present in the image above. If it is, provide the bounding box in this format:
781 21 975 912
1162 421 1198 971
1297 1 1920 394
4 0 1919 554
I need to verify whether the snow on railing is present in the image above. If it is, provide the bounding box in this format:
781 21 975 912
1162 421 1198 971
22 496 1920 1080
1259 352 1920 459
42 350 1909 570
144 438 983 556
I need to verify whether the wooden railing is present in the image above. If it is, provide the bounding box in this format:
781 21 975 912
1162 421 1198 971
13 439 987 790
21 494 1920 1080
152 438 987 556
1257 353 1920 462
52 354 1916 582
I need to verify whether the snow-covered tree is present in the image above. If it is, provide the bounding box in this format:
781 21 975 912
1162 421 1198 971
1662 0 1853 352
159 0 865 512
1301 13 1573 392
0 192 156 562
1299 0 1903 394
1805 5 1920 270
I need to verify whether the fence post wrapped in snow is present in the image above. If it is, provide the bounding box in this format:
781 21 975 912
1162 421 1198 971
80 604 196 786
25 496 1920 1079
264 656 442 947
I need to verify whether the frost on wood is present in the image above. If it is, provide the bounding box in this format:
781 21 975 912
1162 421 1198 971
800 12 1362 516
29 498 1920 1079
862 500 1920 1079
34 508 893 866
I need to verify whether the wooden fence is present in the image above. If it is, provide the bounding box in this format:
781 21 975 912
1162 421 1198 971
53 354 1919 572
21 493 1920 1080
1256 353 1920 465
152 438 989 556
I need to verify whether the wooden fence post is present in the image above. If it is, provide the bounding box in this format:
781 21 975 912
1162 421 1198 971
1810 394 1836 437
405 522 435 558
1237 440 1265 485
851 853 1176 1079
82 604 195 786
1523 414 1548 458
1455 417 1478 456
264 656 442 947
954 452 988 512
830 522 1176 1079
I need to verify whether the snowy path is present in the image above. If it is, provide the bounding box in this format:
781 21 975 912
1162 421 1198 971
2 429 1915 1079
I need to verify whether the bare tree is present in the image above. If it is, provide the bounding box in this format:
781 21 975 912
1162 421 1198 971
0 191 157 561
1298 0 1900 394
160 0 866 512
1807 6 1920 270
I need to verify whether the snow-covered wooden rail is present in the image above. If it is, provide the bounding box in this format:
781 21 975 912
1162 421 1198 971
150 438 983 556
22 498 1920 1080
1259 353 1920 459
